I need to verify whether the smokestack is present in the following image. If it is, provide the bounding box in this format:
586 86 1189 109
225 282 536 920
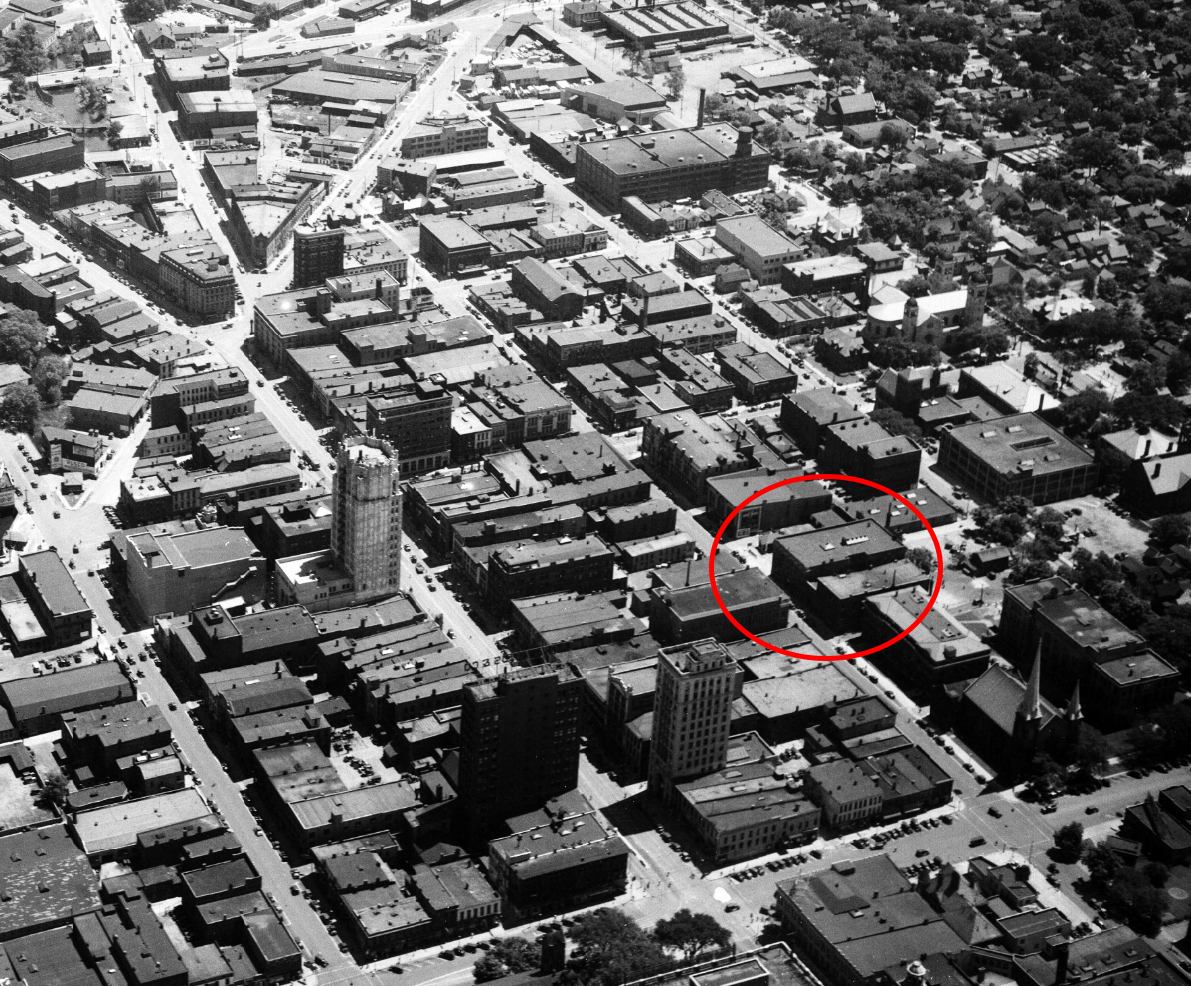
697 88 706 128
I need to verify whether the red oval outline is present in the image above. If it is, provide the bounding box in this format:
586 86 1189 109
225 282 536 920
709 473 944 661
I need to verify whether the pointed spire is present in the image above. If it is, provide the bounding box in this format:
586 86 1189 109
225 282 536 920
1019 643 1043 722
1065 681 1083 722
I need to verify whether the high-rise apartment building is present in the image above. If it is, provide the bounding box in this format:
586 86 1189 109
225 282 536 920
649 638 740 800
332 436 402 601
456 664 583 842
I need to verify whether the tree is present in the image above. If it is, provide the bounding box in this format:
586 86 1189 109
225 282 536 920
1053 822 1085 862
870 406 923 439
1106 869 1166 936
0 382 40 432
1070 726 1109 780
3 23 46 77
8 72 26 98
0 309 46 367
571 909 667 986
1143 861 1170 888
879 121 909 149
474 938 537 982
106 120 124 144
1084 842 1121 885
76 77 106 119
1150 513 1191 549
124 0 165 20
31 355 67 404
654 910 731 963
252 2 278 28
1056 388 1113 438
665 64 685 102
41 771 68 807
1113 391 1187 433
906 547 935 572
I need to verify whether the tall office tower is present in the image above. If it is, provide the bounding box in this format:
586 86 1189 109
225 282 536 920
456 664 583 842
293 224 345 288
649 638 740 801
332 436 402 602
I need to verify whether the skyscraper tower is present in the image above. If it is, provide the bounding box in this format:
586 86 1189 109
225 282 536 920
332 436 402 602
456 664 583 843
649 638 740 801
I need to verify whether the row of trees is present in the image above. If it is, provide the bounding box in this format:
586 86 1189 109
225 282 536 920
476 909 732 986
0 310 65 432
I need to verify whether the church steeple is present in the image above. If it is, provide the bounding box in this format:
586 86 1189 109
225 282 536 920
1018 643 1044 723
1065 681 1083 722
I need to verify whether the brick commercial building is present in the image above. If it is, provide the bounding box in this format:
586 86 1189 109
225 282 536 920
574 125 770 210
780 389 865 456
419 217 491 275
16 549 92 649
365 383 452 477
771 520 905 599
485 535 616 607
819 419 922 492
938 413 1097 505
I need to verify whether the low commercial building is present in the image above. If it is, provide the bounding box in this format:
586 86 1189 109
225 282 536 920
641 411 757 505
419 217 491 276
177 90 258 139
706 468 831 538
819 419 922 492
715 215 803 286
488 800 629 922
486 535 616 607
715 343 798 402
650 568 789 644
72 787 212 861
510 258 584 320
862 588 990 688
938 413 1097 505
399 115 488 159
121 524 267 622
771 520 904 600
780 389 865 456
675 759 819 862
15 549 91 649
0 824 100 941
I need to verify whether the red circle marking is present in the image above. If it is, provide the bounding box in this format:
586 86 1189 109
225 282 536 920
709 473 944 661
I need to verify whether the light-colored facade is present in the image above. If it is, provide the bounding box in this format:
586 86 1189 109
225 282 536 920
649 638 738 800
332 435 403 602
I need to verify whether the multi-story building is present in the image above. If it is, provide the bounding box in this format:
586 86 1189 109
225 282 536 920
780 389 865 456
1000 577 1179 727
176 90 257 139
400 116 489 159
16 549 93 649
704 467 831 539
158 242 236 319
488 793 629 920
771 520 905 599
485 535 616 607
456 665 583 841
274 437 402 611
331 436 403 603
649 638 739 800
574 125 771 210
641 410 757 505
510 258 585 320
818 418 922 492
714 215 802 286
419 217 492 275
292 224 345 287
365 383 452 477
938 413 1097 505
861 588 990 688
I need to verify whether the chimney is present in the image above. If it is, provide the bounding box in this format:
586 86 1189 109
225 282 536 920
1143 439 1151 458
697 88 706 128
1154 461 1162 479
1038 393 1045 411
1054 939 1071 986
